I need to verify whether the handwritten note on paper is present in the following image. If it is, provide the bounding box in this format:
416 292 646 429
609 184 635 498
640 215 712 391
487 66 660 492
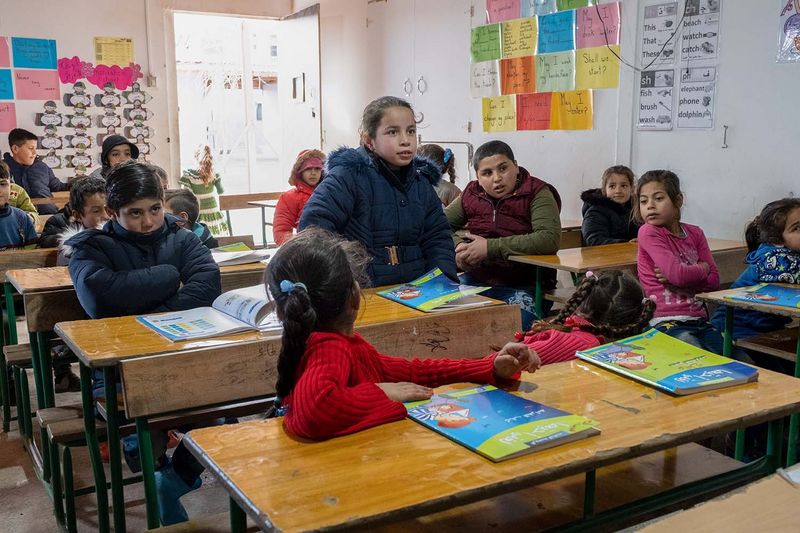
11 37 57 69
0 102 16 132
557 0 595 10
0 38 9 68
471 60 501 98
550 90 593 130
535 51 575 92
471 24 502 62
482 95 517 132
501 56 536 94
576 3 620 49
14 69 60 100
502 17 537 58
521 0 557 17
575 45 620 89
487 0 521 23
517 92 552 130
0 70 12 100
538 10 576 54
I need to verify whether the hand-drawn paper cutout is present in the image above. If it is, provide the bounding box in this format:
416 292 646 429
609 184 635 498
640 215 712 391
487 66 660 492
538 10 576 53
501 56 536 94
471 60 501 98
0 38 9 68
557 0 595 10
576 2 620 48
521 0 557 17
487 0 521 23
11 37 57 69
62 82 92 107
42 149 63 169
14 69 60 100
471 25 502 62
575 45 620 89
57 56 143 90
38 125 63 150
482 95 517 132
502 17 538 58
535 51 575 92
35 100 63 127
122 82 152 104
517 92 552 129
94 82 122 107
0 102 16 132
550 90 593 129
0 70 13 100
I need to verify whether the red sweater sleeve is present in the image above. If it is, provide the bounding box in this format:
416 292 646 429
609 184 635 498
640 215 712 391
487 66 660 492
374 350 499 387
272 193 297 246
638 224 708 287
523 329 601 365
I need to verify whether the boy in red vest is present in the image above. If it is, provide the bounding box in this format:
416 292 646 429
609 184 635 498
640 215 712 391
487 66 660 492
445 140 561 329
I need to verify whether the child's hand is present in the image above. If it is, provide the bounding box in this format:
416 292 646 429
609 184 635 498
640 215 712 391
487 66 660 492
493 342 541 378
455 232 488 268
698 261 710 275
377 382 433 402
654 266 669 285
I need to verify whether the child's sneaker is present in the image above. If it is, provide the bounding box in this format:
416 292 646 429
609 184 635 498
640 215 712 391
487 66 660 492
155 464 201 525
122 435 141 473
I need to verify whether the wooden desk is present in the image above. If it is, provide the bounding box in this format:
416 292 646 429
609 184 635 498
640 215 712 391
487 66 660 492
31 191 69 209
639 470 800 532
560 218 583 249
54 294 519 532
184 363 800 533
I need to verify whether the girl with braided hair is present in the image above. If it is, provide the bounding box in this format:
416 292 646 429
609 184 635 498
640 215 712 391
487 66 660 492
513 270 656 365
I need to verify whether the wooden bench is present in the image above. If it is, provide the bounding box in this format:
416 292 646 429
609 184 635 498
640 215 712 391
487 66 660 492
1 343 32 431
218 192 283 241
30 191 70 210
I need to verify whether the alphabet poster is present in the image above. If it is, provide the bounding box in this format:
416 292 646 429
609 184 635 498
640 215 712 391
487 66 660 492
637 69 674 130
676 66 716 129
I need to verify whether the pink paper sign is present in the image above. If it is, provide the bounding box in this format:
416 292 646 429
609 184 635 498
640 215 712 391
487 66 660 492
0 102 17 132
14 69 60 100
0 37 9 68
516 92 551 130
58 56 142 90
487 0 521 24
576 2 620 49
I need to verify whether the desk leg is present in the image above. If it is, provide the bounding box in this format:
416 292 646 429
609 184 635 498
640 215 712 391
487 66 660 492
136 417 160 529
103 367 126 533
0 348 9 433
260 206 267 247
37 332 55 408
230 497 246 533
534 267 543 320
787 336 800 467
583 469 596 519
3 283 17 345
226 210 233 236
722 308 747 462
80 364 109 533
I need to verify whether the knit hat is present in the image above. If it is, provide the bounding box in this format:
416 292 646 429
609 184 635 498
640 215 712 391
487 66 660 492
101 135 139 167
289 149 326 186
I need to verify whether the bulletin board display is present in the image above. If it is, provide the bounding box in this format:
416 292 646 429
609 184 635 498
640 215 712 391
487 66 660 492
471 0 622 132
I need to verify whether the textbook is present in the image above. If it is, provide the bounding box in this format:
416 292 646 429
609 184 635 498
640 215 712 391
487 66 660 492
405 385 600 462
377 268 491 312
575 329 759 395
725 283 800 310
136 284 281 341
211 243 272 266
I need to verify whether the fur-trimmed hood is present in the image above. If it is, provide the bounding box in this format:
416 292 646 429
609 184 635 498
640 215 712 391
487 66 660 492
289 149 326 186
326 146 443 188
580 188 632 216
57 224 91 261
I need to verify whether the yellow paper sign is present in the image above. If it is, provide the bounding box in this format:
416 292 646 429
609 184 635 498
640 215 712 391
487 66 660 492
94 37 134 66
550 90 593 130
501 18 537 59
575 45 620 90
482 95 517 132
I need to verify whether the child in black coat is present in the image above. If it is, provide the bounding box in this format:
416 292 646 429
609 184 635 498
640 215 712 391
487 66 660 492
580 165 640 246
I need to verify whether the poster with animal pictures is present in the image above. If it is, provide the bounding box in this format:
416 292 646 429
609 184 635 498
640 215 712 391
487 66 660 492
637 68 674 130
641 2 678 66
676 65 716 129
680 0 721 61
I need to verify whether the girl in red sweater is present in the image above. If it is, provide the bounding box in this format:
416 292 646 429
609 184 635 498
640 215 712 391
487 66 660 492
264 227 540 440
273 149 325 245
515 270 656 365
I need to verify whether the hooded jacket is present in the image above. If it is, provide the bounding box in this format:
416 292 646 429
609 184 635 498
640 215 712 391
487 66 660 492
298 146 457 286
3 152 69 214
88 135 140 179
65 214 221 319
710 243 799 340
274 149 325 246
580 188 640 246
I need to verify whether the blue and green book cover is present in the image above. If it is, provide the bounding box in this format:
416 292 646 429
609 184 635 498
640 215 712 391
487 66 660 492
576 329 759 395
725 283 800 310
377 267 491 312
405 385 600 462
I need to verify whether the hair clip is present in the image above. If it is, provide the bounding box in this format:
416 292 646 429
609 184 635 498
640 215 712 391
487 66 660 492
280 280 307 294
642 295 657 304
585 271 598 280
443 148 453 164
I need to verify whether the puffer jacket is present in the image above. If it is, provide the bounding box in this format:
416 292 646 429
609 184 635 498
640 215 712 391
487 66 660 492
580 188 639 245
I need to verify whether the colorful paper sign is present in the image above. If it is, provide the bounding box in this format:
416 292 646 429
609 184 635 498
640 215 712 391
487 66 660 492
58 56 143 90
677 66 716 129
521 0 557 17
575 45 620 89
576 3 620 49
94 37 134 66
502 17 538 58
517 92 552 129
0 102 16 132
482 95 517 132
471 24 502 62
11 37 57 69
638 69 675 130
487 0 521 23
535 51 575 92
778 0 800 62
501 56 536 94
641 2 678 66
550 90 592 129
471 60 501 98
0 37 9 68
557 0 595 10
538 10 576 53
0 70 13 100
680 0 721 61
14 69 60 100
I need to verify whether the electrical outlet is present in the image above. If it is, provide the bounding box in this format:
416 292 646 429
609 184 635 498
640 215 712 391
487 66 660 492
146 75 157 88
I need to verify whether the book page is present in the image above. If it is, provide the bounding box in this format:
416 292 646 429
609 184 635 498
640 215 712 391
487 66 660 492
212 285 273 327
137 307 252 342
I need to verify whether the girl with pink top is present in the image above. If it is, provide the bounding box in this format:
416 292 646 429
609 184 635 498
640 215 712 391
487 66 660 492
635 170 724 353
513 269 656 365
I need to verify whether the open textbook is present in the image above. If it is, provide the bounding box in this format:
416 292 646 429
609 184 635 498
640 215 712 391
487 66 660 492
136 285 281 342
725 283 800 310
377 268 491 312
211 242 272 266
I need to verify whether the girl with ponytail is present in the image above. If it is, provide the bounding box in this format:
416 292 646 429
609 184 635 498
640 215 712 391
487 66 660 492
264 227 540 440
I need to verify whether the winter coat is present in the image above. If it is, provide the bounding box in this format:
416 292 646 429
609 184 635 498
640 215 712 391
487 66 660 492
3 153 69 214
580 188 640 245
298 147 457 286
90 135 140 179
274 179 315 246
65 214 221 319
9 184 40 226
191 221 218 249
39 212 70 248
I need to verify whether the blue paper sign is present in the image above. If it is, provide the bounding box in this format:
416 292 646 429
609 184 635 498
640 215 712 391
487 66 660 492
0 70 13 100
11 37 57 69
538 10 576 53
521 0 557 17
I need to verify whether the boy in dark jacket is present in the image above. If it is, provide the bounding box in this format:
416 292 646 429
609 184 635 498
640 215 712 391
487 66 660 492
3 128 69 214
164 188 219 249
580 165 640 245
39 176 108 250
